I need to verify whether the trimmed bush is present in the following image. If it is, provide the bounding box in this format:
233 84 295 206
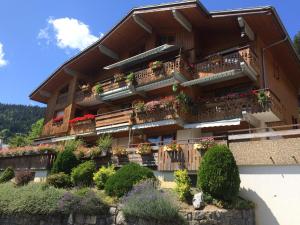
51 149 79 174
71 161 96 187
93 165 115 190
174 169 191 201
46 172 72 188
122 179 186 225
105 163 155 197
0 167 14 183
15 171 35 186
197 145 240 201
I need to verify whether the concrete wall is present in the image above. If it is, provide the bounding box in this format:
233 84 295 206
239 165 300 225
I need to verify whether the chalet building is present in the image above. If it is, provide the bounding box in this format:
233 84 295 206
30 1 300 171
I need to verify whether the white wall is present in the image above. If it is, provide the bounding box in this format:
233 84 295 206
239 166 300 225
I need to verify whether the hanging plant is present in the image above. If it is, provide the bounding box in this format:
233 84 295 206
114 73 124 83
256 90 269 108
163 142 182 152
175 91 192 113
94 83 103 95
126 72 135 85
136 143 152 155
193 137 215 152
172 83 178 93
112 146 127 156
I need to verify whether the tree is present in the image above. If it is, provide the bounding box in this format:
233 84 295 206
197 145 240 201
27 118 44 143
8 134 28 147
294 31 300 56
51 149 79 174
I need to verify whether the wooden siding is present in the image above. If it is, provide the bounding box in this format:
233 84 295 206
69 120 96 135
95 109 133 128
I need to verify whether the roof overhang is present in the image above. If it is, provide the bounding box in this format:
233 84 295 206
29 1 300 103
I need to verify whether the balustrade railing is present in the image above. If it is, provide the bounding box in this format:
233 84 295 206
195 47 259 79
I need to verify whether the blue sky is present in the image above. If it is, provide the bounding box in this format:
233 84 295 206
0 0 298 106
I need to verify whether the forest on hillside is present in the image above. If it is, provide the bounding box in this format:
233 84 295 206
0 103 45 143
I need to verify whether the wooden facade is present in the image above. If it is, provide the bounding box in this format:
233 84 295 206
29 1 300 171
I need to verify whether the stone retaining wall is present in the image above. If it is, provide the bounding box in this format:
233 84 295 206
0 207 255 225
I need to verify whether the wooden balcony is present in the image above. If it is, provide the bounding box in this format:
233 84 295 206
134 57 192 92
111 147 158 167
158 139 227 172
182 48 260 87
75 91 102 107
189 89 283 124
69 120 96 135
95 109 133 134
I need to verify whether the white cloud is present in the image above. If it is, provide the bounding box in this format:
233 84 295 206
38 17 103 52
0 42 8 67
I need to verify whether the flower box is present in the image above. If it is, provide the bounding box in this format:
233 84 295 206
136 143 152 155
69 114 95 125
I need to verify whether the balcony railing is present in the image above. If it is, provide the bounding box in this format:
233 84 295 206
69 119 96 135
74 56 192 105
179 48 260 87
190 89 283 123
95 108 133 129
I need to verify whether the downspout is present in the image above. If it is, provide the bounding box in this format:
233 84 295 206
262 36 288 88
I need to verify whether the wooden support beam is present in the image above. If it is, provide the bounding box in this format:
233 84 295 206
238 17 255 41
98 44 119 60
133 14 152 34
172 9 192 32
39 90 51 98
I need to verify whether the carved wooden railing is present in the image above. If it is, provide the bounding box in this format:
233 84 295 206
69 120 96 135
190 89 283 123
95 108 133 128
135 57 192 86
195 47 259 79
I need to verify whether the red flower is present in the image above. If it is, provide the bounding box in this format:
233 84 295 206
53 115 64 123
69 114 95 124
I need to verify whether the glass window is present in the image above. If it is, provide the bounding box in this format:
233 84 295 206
162 135 175 144
147 136 161 145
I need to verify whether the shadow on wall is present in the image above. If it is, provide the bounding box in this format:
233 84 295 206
240 187 280 225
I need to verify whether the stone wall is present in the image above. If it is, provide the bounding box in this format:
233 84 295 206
0 207 255 225
181 208 255 225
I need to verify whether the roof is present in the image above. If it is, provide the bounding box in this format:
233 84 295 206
29 0 300 103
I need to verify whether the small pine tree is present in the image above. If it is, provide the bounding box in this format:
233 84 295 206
51 149 79 174
197 145 240 201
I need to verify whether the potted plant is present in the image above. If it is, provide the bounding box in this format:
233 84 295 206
256 90 269 108
133 101 145 113
94 83 103 95
193 137 215 156
126 72 135 86
114 73 124 83
163 142 182 152
52 115 64 125
144 100 161 114
136 143 152 155
112 146 127 157
175 91 192 114
149 61 163 71
97 134 113 156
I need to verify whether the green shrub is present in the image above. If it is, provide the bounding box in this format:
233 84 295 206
64 139 83 152
174 169 191 201
58 189 109 215
15 171 35 186
46 172 72 188
71 161 96 187
0 183 109 215
0 183 65 215
197 145 240 201
94 83 103 94
105 163 155 197
97 134 112 152
93 165 115 190
0 167 14 183
51 149 79 174
122 179 186 225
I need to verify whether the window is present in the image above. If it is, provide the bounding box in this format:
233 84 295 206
147 134 175 146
